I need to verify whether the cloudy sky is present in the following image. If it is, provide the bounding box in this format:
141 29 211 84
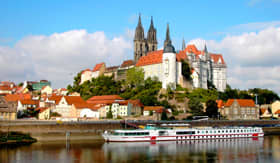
0 0 280 93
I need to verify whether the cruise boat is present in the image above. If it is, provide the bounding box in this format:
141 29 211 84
102 124 264 142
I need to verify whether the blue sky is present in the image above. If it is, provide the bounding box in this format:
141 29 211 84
1 0 280 93
1 0 279 46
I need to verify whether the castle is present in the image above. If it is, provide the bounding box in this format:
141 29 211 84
80 15 227 92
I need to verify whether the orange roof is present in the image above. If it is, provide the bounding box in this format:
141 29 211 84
121 60 134 68
144 106 164 111
20 99 39 105
64 96 86 105
185 44 201 55
210 54 226 64
93 62 105 72
0 85 13 91
136 50 188 67
224 99 256 107
260 108 267 114
128 99 144 107
73 103 100 111
274 109 280 114
81 68 92 74
5 94 31 102
48 95 63 104
216 100 224 109
87 95 123 102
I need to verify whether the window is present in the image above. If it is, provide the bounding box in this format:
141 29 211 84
176 131 195 135
164 59 169 74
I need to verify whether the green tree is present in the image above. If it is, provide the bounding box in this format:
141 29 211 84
188 97 204 116
126 67 144 88
161 109 168 120
106 106 113 119
205 99 218 118
181 60 192 80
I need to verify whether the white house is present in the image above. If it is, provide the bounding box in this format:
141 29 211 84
41 85 53 95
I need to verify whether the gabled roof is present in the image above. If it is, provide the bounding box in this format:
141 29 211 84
73 103 100 111
47 95 63 104
136 50 188 67
128 99 144 107
63 96 86 105
0 85 13 91
210 54 225 64
81 68 92 74
93 62 105 72
185 44 226 65
260 108 268 114
224 99 256 107
121 60 134 68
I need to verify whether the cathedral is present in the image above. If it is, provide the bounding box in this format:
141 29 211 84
80 15 227 92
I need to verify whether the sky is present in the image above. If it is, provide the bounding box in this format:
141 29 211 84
0 0 280 93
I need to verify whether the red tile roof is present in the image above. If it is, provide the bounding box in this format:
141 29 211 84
48 95 63 104
81 68 92 74
185 44 201 55
0 85 13 91
144 106 164 111
73 103 100 111
121 60 135 68
20 99 39 105
210 54 225 64
260 108 267 114
93 62 105 72
5 94 31 102
136 50 188 67
224 99 256 107
87 95 123 102
64 96 86 105
128 99 144 107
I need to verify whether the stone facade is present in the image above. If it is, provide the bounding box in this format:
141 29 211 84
0 96 17 120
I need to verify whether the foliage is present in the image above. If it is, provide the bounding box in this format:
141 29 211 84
106 106 113 119
149 110 153 116
50 112 61 117
161 109 168 120
125 67 145 88
188 97 204 116
68 74 122 100
181 60 192 80
187 88 218 103
205 99 218 118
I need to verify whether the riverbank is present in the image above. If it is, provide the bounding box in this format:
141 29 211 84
0 132 37 145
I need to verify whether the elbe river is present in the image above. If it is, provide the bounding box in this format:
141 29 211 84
1 135 280 163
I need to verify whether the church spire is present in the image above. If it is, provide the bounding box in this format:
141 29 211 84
164 23 171 48
204 43 208 53
134 14 144 41
163 23 175 53
182 38 186 51
147 16 157 52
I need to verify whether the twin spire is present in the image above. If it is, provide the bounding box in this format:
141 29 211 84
163 23 175 53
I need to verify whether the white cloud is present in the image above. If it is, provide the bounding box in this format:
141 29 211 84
0 29 133 88
188 26 280 94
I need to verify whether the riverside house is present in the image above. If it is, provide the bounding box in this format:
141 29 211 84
222 99 259 120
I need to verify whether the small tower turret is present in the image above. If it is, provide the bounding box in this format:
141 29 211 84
162 23 176 90
182 38 186 51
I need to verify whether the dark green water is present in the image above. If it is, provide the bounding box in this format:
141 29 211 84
1 136 280 163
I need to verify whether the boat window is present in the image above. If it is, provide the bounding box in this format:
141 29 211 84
206 131 208 133
159 131 167 136
176 131 195 135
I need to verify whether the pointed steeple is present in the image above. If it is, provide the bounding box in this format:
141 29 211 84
134 14 144 41
163 23 175 53
147 16 157 43
182 38 186 51
164 23 172 48
204 43 208 53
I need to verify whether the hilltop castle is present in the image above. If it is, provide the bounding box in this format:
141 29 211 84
80 15 227 92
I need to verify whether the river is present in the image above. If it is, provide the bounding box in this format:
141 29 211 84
1 135 280 163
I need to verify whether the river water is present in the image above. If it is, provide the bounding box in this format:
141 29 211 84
1 135 280 163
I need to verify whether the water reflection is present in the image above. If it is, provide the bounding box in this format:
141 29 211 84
1 136 280 163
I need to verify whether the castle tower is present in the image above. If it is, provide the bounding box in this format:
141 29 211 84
134 14 146 62
162 24 176 90
204 44 213 83
147 16 157 52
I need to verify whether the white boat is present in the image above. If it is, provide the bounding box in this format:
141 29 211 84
102 124 264 142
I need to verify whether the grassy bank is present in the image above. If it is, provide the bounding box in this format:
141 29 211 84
0 131 37 145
